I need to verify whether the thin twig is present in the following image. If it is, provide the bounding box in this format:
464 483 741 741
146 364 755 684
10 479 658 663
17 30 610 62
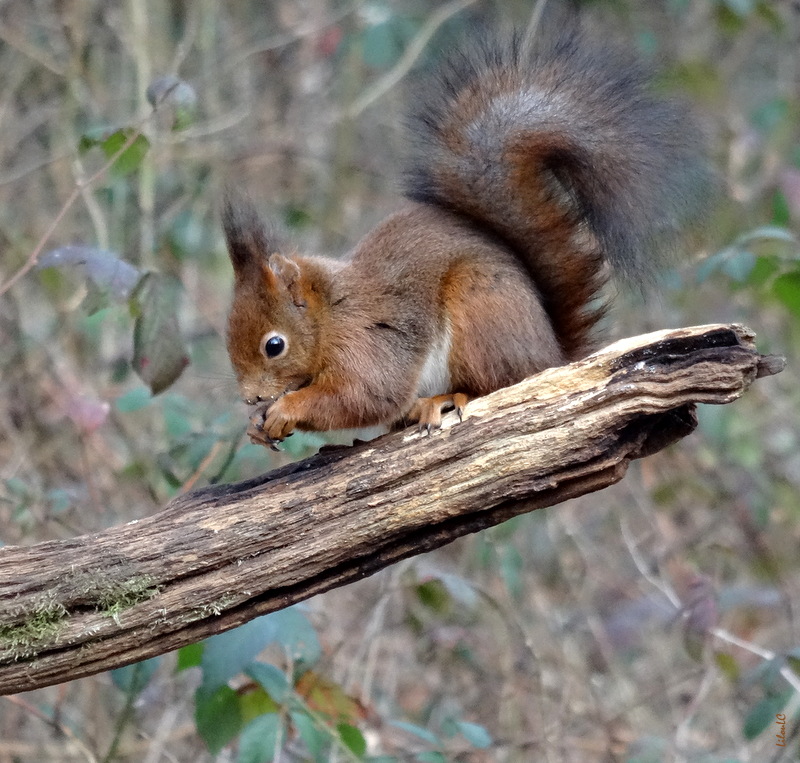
0 126 147 297
101 663 142 763
346 0 478 118
224 0 361 69
711 627 800 695
0 152 72 187
74 157 111 251
519 0 549 60
2 694 98 763
673 666 716 761
0 22 65 75
179 441 225 495
620 516 681 608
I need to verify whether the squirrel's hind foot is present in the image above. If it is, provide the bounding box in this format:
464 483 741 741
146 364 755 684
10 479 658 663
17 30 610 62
408 393 468 434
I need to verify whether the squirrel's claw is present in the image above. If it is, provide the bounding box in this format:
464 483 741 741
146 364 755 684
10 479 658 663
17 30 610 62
453 393 468 422
409 393 469 435
247 400 288 449
247 424 281 451
247 415 278 451
261 397 299 442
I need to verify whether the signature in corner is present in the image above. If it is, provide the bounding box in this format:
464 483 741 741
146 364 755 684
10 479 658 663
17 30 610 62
776 712 786 747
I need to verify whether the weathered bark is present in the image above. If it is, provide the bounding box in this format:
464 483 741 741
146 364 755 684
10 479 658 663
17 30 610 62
0 324 783 694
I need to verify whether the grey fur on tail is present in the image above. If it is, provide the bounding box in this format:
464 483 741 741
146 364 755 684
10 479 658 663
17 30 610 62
404 25 713 287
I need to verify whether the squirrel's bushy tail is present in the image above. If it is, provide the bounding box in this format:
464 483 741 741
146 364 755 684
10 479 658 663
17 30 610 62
405 27 711 359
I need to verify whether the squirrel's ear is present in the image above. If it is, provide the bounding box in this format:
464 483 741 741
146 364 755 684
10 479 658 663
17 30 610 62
221 191 270 277
269 254 306 307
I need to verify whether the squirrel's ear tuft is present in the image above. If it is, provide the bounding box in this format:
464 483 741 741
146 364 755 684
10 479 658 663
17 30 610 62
269 254 306 307
221 190 271 277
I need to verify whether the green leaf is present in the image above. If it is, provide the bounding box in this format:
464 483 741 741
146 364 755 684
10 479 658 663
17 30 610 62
162 394 194 439
715 5 747 33
202 618 283 694
696 244 761 285
773 272 800 319
695 248 729 284
739 225 798 246
720 249 756 283
416 579 451 613
130 273 189 394
362 21 402 69
4 477 30 498
80 127 150 177
102 129 149 177
237 713 281 763
742 691 792 740
247 662 291 704
390 721 439 746
292 710 328 761
772 190 791 227
279 429 328 457
454 720 492 749
195 685 242 753
722 0 754 17
623 734 668 763
45 488 73 515
747 255 780 288
337 723 366 758
80 281 111 315
201 607 321 694
436 572 478 609
283 204 313 230
658 60 721 102
500 544 524 601
714 651 740 682
786 647 800 677
115 386 153 413
415 753 446 763
754 655 787 695
176 642 203 671
269 607 323 666
696 404 731 447
751 98 790 133
110 656 161 695
756 0 785 29
168 209 209 260
240 688 280 724
78 126 105 152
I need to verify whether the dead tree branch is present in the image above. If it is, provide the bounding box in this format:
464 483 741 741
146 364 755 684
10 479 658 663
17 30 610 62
0 324 783 694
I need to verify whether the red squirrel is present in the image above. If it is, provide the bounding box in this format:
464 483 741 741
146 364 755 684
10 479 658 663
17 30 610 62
223 28 709 447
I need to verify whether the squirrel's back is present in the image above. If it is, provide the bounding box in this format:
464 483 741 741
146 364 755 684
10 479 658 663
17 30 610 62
405 27 711 359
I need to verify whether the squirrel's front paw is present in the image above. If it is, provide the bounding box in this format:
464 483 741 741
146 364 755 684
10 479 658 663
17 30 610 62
263 398 298 441
247 402 279 450
245 401 292 449
246 396 298 448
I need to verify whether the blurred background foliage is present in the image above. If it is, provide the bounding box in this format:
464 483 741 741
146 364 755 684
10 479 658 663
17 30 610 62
0 0 798 761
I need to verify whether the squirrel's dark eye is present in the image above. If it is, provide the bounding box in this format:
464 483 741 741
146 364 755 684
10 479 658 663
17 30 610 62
262 331 288 359
265 336 284 356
